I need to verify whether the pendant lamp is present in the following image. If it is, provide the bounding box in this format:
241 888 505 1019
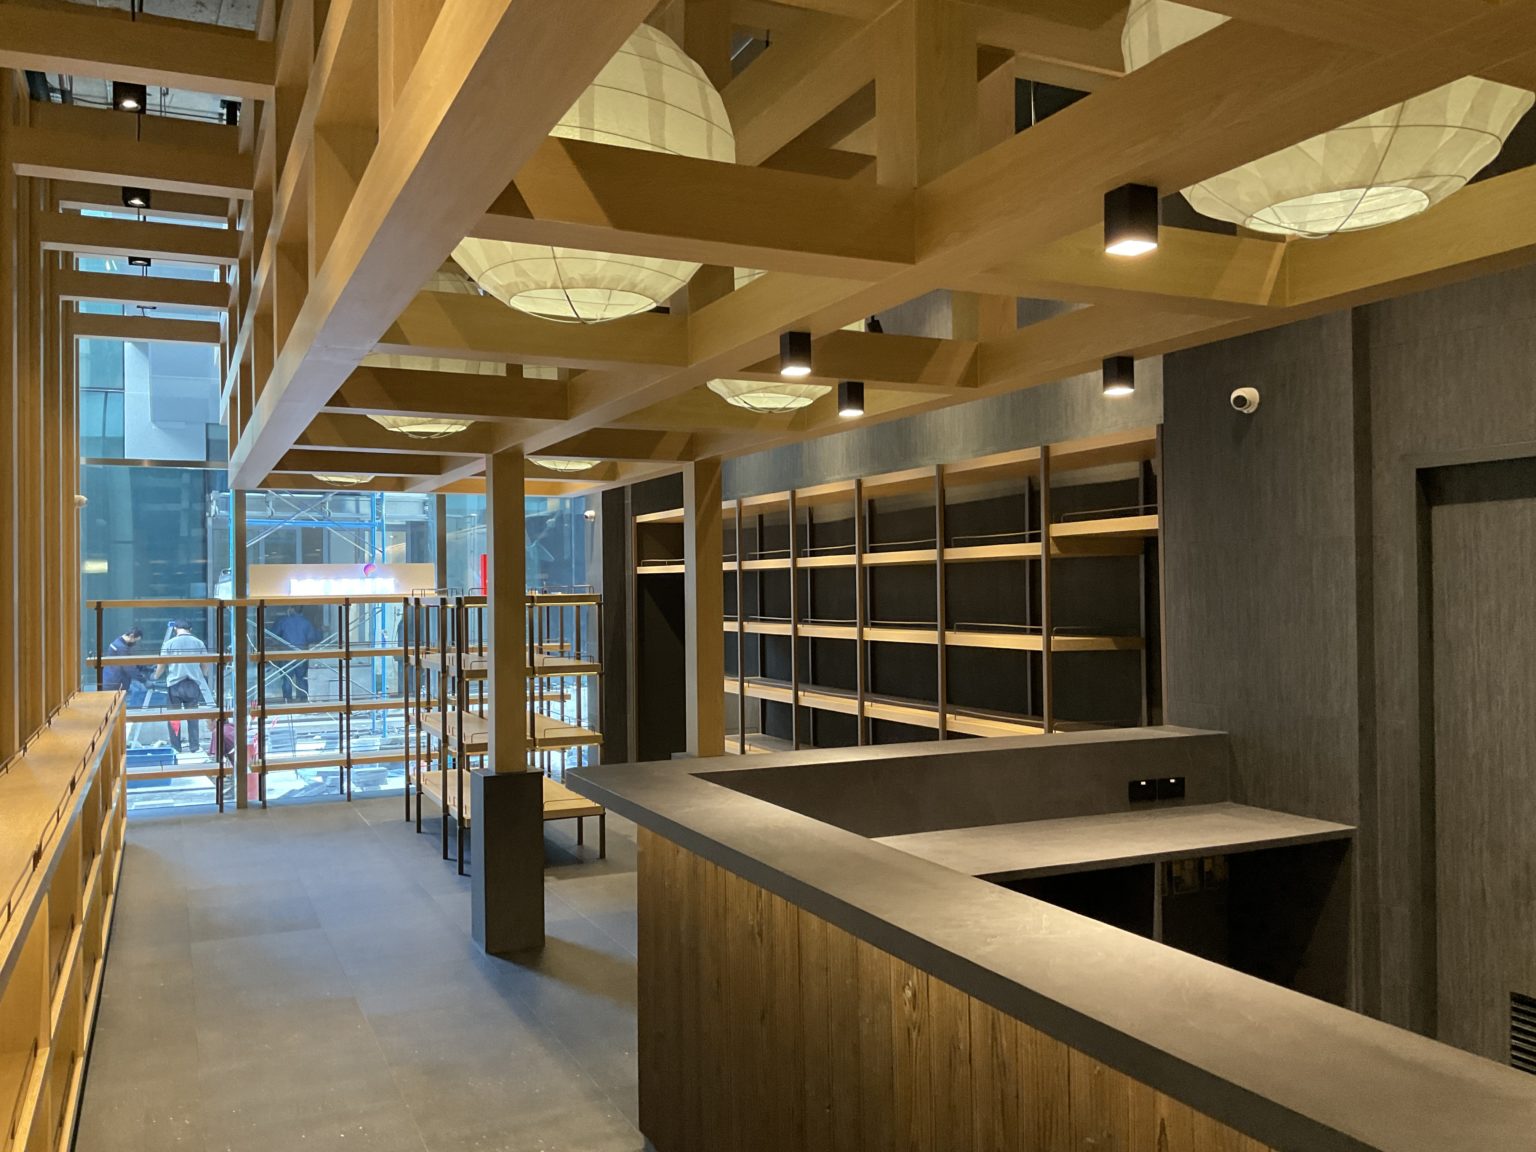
453 26 734 323
706 378 831 412
314 474 374 485
1122 0 1533 237
531 458 600 473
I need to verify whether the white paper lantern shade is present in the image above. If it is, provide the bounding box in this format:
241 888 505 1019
453 26 734 324
531 458 600 473
366 415 473 439
1122 0 1533 237
314 474 375 486
707 378 831 413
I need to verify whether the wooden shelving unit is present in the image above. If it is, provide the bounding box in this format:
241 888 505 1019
0 693 126 1152
404 592 604 874
719 427 1162 752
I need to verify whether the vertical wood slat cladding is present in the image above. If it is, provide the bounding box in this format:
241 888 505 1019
637 828 1275 1152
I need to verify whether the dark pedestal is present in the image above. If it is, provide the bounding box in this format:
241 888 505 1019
471 769 545 954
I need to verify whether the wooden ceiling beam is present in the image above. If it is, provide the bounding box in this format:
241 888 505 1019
1176 0 1496 53
0 3 276 100
67 311 223 345
528 427 699 463
8 103 252 199
480 136 913 279
274 449 462 477
52 181 231 223
53 268 228 313
230 0 656 487
376 290 689 371
956 0 1125 89
323 365 570 423
953 224 1286 317
36 212 239 266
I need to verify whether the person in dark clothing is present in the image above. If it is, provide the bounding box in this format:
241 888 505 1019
102 627 152 708
273 605 320 702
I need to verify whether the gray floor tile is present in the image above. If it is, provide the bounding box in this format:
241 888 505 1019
77 796 644 1152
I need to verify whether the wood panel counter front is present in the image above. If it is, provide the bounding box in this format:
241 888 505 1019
569 730 1536 1152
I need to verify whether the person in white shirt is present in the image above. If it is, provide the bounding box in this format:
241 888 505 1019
156 620 212 754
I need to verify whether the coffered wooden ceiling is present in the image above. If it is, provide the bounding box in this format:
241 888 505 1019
8 0 1536 493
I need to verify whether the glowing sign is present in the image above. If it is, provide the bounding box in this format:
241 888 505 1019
288 576 399 596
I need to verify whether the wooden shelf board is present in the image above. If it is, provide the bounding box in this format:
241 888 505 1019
1050 427 1158 472
799 622 856 641
944 542 1042 563
725 734 795 754
634 508 683 525
1051 513 1159 541
737 490 790 512
740 557 791 571
636 563 686 575
864 625 941 646
944 629 1044 651
862 547 938 567
419 771 604 824
862 466 936 497
796 552 856 569
942 447 1042 482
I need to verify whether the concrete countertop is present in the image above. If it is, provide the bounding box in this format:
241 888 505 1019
570 730 1536 1152
874 801 1355 881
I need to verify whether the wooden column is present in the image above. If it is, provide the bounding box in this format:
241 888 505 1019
232 491 251 809
485 446 527 773
875 0 978 190
683 459 725 757
475 445 541 955
0 71 17 759
1039 446 1054 732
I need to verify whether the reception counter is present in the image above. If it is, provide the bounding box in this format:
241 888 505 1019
570 728 1536 1152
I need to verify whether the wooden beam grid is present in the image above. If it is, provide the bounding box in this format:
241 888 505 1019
136 0 1536 485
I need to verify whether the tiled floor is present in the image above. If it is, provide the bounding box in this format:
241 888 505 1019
75 795 645 1152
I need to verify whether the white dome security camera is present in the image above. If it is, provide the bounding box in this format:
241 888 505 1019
1230 386 1261 414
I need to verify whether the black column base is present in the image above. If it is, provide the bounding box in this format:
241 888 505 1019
470 768 545 955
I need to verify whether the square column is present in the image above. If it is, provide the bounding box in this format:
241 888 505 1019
683 459 725 758
473 447 542 955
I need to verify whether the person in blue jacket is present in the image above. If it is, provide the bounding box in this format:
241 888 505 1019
102 626 153 708
273 605 320 702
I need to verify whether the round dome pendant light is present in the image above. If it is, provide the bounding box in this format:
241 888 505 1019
531 458 601 473
365 415 472 439
1122 0 1533 237
453 26 734 323
706 378 831 412
314 473 375 485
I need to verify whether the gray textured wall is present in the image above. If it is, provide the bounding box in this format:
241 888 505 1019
724 361 1163 498
1162 261 1536 1038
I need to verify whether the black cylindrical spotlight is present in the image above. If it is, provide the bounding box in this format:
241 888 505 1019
128 256 151 268
112 81 148 113
121 187 152 209
837 380 865 418
1104 183 1159 256
779 330 813 378
221 99 241 127
1102 356 1135 397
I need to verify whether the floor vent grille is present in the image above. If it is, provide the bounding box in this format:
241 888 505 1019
1513 993 1536 1074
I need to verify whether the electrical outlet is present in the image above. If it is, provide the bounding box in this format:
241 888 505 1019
1128 778 1157 803
1156 776 1186 801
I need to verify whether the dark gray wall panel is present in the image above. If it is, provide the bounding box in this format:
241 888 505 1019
724 364 1163 499
1162 313 1362 825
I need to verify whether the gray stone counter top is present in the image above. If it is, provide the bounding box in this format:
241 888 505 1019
570 730 1536 1152
875 801 1355 881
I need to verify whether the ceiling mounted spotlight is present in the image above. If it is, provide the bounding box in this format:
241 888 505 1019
128 256 151 268
112 81 147 113
779 330 813 378
366 414 472 439
1102 356 1135 397
531 458 600 473
314 474 374 486
221 99 240 126
121 187 151 209
1104 183 1159 256
837 380 865 418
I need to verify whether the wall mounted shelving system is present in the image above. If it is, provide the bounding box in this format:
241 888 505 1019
0 694 126 1152
405 592 604 874
634 428 1163 754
